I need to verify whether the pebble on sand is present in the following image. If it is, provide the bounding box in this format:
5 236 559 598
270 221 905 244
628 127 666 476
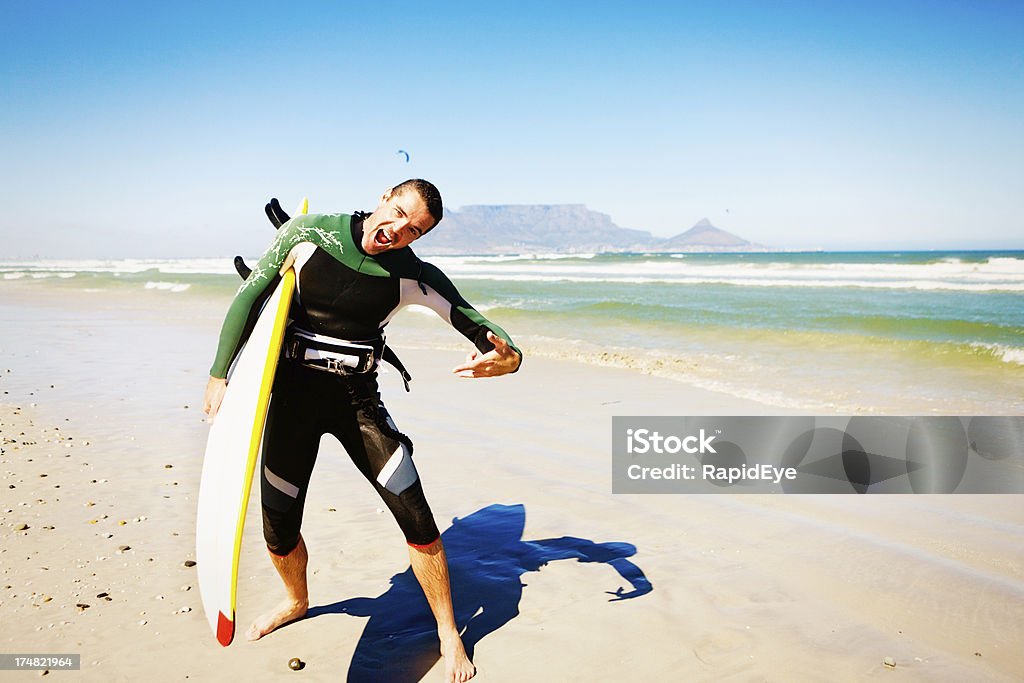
883 656 896 668
288 657 305 671
16 523 29 531
183 560 197 567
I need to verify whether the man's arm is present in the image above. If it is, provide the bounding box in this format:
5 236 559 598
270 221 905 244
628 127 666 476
205 215 312 420
452 331 521 378
410 262 522 377
233 198 292 280
208 214 320 379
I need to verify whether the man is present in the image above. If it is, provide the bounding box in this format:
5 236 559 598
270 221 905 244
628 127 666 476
203 179 521 682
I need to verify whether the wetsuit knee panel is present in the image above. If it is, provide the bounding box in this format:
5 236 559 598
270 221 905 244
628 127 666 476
391 481 440 546
262 504 302 556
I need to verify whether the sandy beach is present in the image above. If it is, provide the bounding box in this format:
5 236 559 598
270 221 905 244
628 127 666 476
1 282 1022 682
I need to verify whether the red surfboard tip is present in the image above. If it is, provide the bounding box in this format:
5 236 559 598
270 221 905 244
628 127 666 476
216 610 234 646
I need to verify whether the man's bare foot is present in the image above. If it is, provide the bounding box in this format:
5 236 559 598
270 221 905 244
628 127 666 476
246 598 308 641
440 632 475 682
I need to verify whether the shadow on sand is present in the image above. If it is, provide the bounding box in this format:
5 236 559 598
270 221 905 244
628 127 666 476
305 503 653 681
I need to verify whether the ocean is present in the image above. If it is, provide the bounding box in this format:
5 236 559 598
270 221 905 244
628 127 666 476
2 250 1021 415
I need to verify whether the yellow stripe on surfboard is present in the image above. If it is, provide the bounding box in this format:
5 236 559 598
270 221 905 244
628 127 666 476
227 197 307 617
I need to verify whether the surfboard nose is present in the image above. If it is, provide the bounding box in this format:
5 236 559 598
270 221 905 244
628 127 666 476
216 610 234 646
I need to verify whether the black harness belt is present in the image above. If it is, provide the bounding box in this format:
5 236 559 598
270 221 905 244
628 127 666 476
285 328 413 391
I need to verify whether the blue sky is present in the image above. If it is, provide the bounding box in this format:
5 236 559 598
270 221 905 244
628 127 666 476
2 1 1022 256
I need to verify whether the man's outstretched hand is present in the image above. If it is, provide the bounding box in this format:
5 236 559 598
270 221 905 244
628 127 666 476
452 332 521 378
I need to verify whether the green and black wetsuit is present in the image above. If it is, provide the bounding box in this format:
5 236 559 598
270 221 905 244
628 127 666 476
210 212 521 553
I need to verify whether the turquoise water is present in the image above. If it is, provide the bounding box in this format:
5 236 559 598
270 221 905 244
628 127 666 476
2 251 1022 413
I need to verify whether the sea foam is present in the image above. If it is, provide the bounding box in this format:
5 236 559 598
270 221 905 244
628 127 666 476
144 281 191 293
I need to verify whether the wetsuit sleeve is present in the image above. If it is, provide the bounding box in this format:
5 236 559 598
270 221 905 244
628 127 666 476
209 214 324 378
415 262 523 369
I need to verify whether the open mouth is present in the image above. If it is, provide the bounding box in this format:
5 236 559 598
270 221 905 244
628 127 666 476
373 229 392 248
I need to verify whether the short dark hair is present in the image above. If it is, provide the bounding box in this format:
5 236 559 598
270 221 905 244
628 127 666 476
391 178 443 228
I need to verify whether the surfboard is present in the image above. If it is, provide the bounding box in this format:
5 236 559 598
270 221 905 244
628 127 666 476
196 198 307 646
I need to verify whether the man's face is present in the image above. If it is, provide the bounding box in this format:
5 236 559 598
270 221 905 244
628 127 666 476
361 189 435 255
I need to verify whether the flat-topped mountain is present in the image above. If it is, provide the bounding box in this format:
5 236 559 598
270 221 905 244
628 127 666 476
417 205 761 254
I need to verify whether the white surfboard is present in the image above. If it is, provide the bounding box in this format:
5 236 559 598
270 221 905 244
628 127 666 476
196 198 307 646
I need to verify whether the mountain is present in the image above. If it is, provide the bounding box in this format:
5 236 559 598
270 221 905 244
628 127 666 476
416 205 763 254
657 218 753 251
419 204 651 253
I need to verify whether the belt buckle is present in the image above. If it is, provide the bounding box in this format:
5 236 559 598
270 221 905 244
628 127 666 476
323 357 352 375
356 354 375 374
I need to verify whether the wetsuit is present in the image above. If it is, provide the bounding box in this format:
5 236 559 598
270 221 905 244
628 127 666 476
210 212 521 555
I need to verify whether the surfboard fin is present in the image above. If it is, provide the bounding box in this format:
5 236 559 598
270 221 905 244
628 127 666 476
233 256 252 280
232 198 293 280
265 197 291 228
